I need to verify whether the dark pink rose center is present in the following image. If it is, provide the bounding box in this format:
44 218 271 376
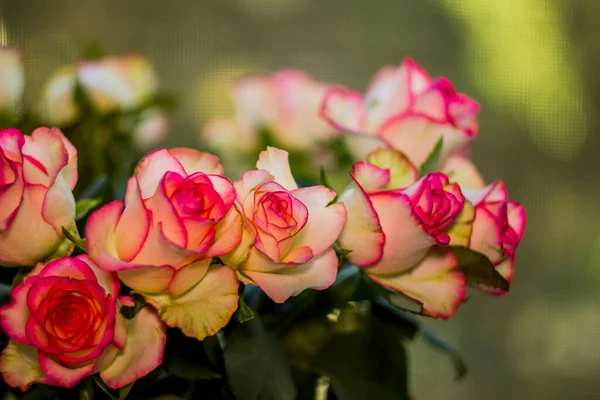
171 173 224 219
410 174 463 244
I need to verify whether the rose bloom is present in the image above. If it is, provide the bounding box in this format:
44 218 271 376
222 147 347 303
321 57 479 165
0 256 165 390
86 148 242 340
0 127 77 266
232 69 338 150
0 48 24 115
463 181 526 290
337 148 470 318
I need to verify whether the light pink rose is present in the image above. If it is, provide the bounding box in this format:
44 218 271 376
0 128 77 266
0 48 24 115
86 148 242 340
223 147 347 303
232 69 338 150
321 57 479 165
337 149 469 318
463 181 526 289
0 256 165 390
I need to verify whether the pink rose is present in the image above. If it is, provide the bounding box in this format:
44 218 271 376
0 256 165 390
321 57 479 165
337 149 469 318
232 69 338 150
86 148 242 340
223 147 347 303
463 181 526 288
0 128 77 266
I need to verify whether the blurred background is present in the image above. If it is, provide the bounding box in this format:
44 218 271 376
1 0 597 398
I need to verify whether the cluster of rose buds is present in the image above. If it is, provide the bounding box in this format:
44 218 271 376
0 56 525 391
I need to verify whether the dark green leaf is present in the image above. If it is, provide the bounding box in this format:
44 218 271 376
224 317 296 400
119 382 134 400
20 384 60 400
237 294 255 324
370 297 419 340
61 226 86 252
418 137 444 177
313 307 410 400
76 198 102 220
450 246 509 292
163 329 222 381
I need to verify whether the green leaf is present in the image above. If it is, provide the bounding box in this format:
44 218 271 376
449 246 510 292
76 198 102 220
237 294 255 324
61 226 86 252
224 317 296 400
418 137 444 177
163 328 222 381
313 306 410 400
119 382 134 400
92 375 119 400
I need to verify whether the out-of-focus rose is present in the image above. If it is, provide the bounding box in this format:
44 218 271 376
0 128 77 266
337 148 471 318
39 55 167 148
133 108 170 149
321 57 479 165
0 48 24 116
231 69 338 150
0 256 165 390
78 54 158 112
200 117 258 155
223 147 347 303
86 148 242 340
39 66 79 126
463 181 526 289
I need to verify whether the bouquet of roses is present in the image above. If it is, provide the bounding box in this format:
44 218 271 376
0 47 525 400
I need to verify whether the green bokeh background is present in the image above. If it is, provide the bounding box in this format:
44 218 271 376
2 0 598 398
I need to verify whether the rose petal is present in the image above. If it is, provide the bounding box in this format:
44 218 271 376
468 206 504 264
343 134 387 161
115 177 152 260
0 341 46 391
283 186 346 258
169 148 224 175
38 352 96 387
320 87 365 134
337 169 385 267
144 176 187 248
220 212 256 268
0 185 62 266
256 147 298 191
507 201 526 242
99 306 166 389
37 256 96 281
41 174 76 236
446 200 475 247
0 281 32 344
351 162 390 193
244 248 338 303
134 149 186 199
77 255 120 300
55 130 78 190
366 191 435 275
168 259 211 298
118 265 175 294
142 265 239 341
369 247 466 319
22 128 68 187
442 155 485 190
205 207 243 258
366 148 418 189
